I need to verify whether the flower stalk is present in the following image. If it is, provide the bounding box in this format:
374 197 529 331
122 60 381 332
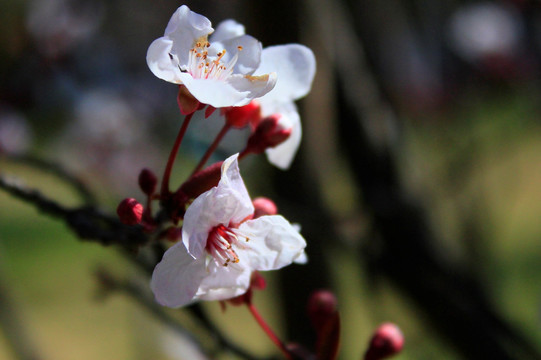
246 301 293 360
160 112 194 198
191 123 232 176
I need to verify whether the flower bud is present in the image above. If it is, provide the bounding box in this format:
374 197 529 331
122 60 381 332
138 168 158 196
223 100 261 129
245 114 292 154
364 323 404 360
177 161 222 199
307 289 338 331
117 198 143 225
253 197 278 218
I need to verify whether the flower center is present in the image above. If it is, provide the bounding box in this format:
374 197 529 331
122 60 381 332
186 41 243 81
206 224 249 266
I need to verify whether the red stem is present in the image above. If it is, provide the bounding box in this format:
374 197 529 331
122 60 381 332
160 112 194 198
247 302 293 360
191 123 231 176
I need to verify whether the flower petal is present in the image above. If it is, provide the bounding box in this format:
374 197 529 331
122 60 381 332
255 44 316 103
195 261 252 301
150 242 207 308
211 19 245 42
181 77 252 108
164 5 213 68
263 102 302 170
209 35 262 75
146 38 182 83
182 154 254 258
226 72 277 106
236 215 307 271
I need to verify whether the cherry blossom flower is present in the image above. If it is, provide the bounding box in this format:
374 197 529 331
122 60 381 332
146 5 277 109
151 154 307 308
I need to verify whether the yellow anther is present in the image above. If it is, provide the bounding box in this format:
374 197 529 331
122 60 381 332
237 45 243 51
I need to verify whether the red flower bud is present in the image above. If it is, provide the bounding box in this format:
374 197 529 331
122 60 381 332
117 198 143 225
307 289 338 332
245 114 292 154
177 161 223 199
252 197 278 218
138 168 157 196
364 323 404 360
223 100 261 129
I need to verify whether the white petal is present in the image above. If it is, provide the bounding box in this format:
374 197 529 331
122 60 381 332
236 215 307 271
226 72 277 106
264 102 302 170
211 19 245 42
182 155 254 258
209 35 262 74
218 154 254 223
146 38 182 83
150 242 207 308
164 5 214 68
255 44 316 103
181 78 252 108
294 251 308 264
194 261 252 301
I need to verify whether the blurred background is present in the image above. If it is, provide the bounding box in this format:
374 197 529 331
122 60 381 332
1 0 541 359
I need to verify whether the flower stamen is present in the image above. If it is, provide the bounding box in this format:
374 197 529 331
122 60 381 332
184 43 240 81
207 224 249 266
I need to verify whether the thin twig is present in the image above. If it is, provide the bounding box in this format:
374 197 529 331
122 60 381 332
0 174 148 251
2 154 97 205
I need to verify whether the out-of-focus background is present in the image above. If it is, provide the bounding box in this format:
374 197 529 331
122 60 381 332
1 0 541 359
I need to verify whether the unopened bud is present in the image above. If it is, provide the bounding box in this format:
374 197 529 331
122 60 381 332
253 197 278 218
364 323 404 360
307 289 338 331
245 114 292 154
177 161 222 199
224 100 261 129
117 198 143 225
138 168 157 196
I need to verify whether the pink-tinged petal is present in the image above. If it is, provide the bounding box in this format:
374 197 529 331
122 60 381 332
211 19 245 42
150 242 207 308
209 35 262 75
195 261 252 301
236 215 307 271
146 38 182 83
263 102 302 170
182 155 254 258
226 72 277 106
164 5 213 68
255 44 316 103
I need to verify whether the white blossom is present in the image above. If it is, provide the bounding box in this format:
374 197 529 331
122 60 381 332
151 154 307 308
146 6 277 108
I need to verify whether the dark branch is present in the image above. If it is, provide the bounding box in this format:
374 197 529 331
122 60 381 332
0 174 148 252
